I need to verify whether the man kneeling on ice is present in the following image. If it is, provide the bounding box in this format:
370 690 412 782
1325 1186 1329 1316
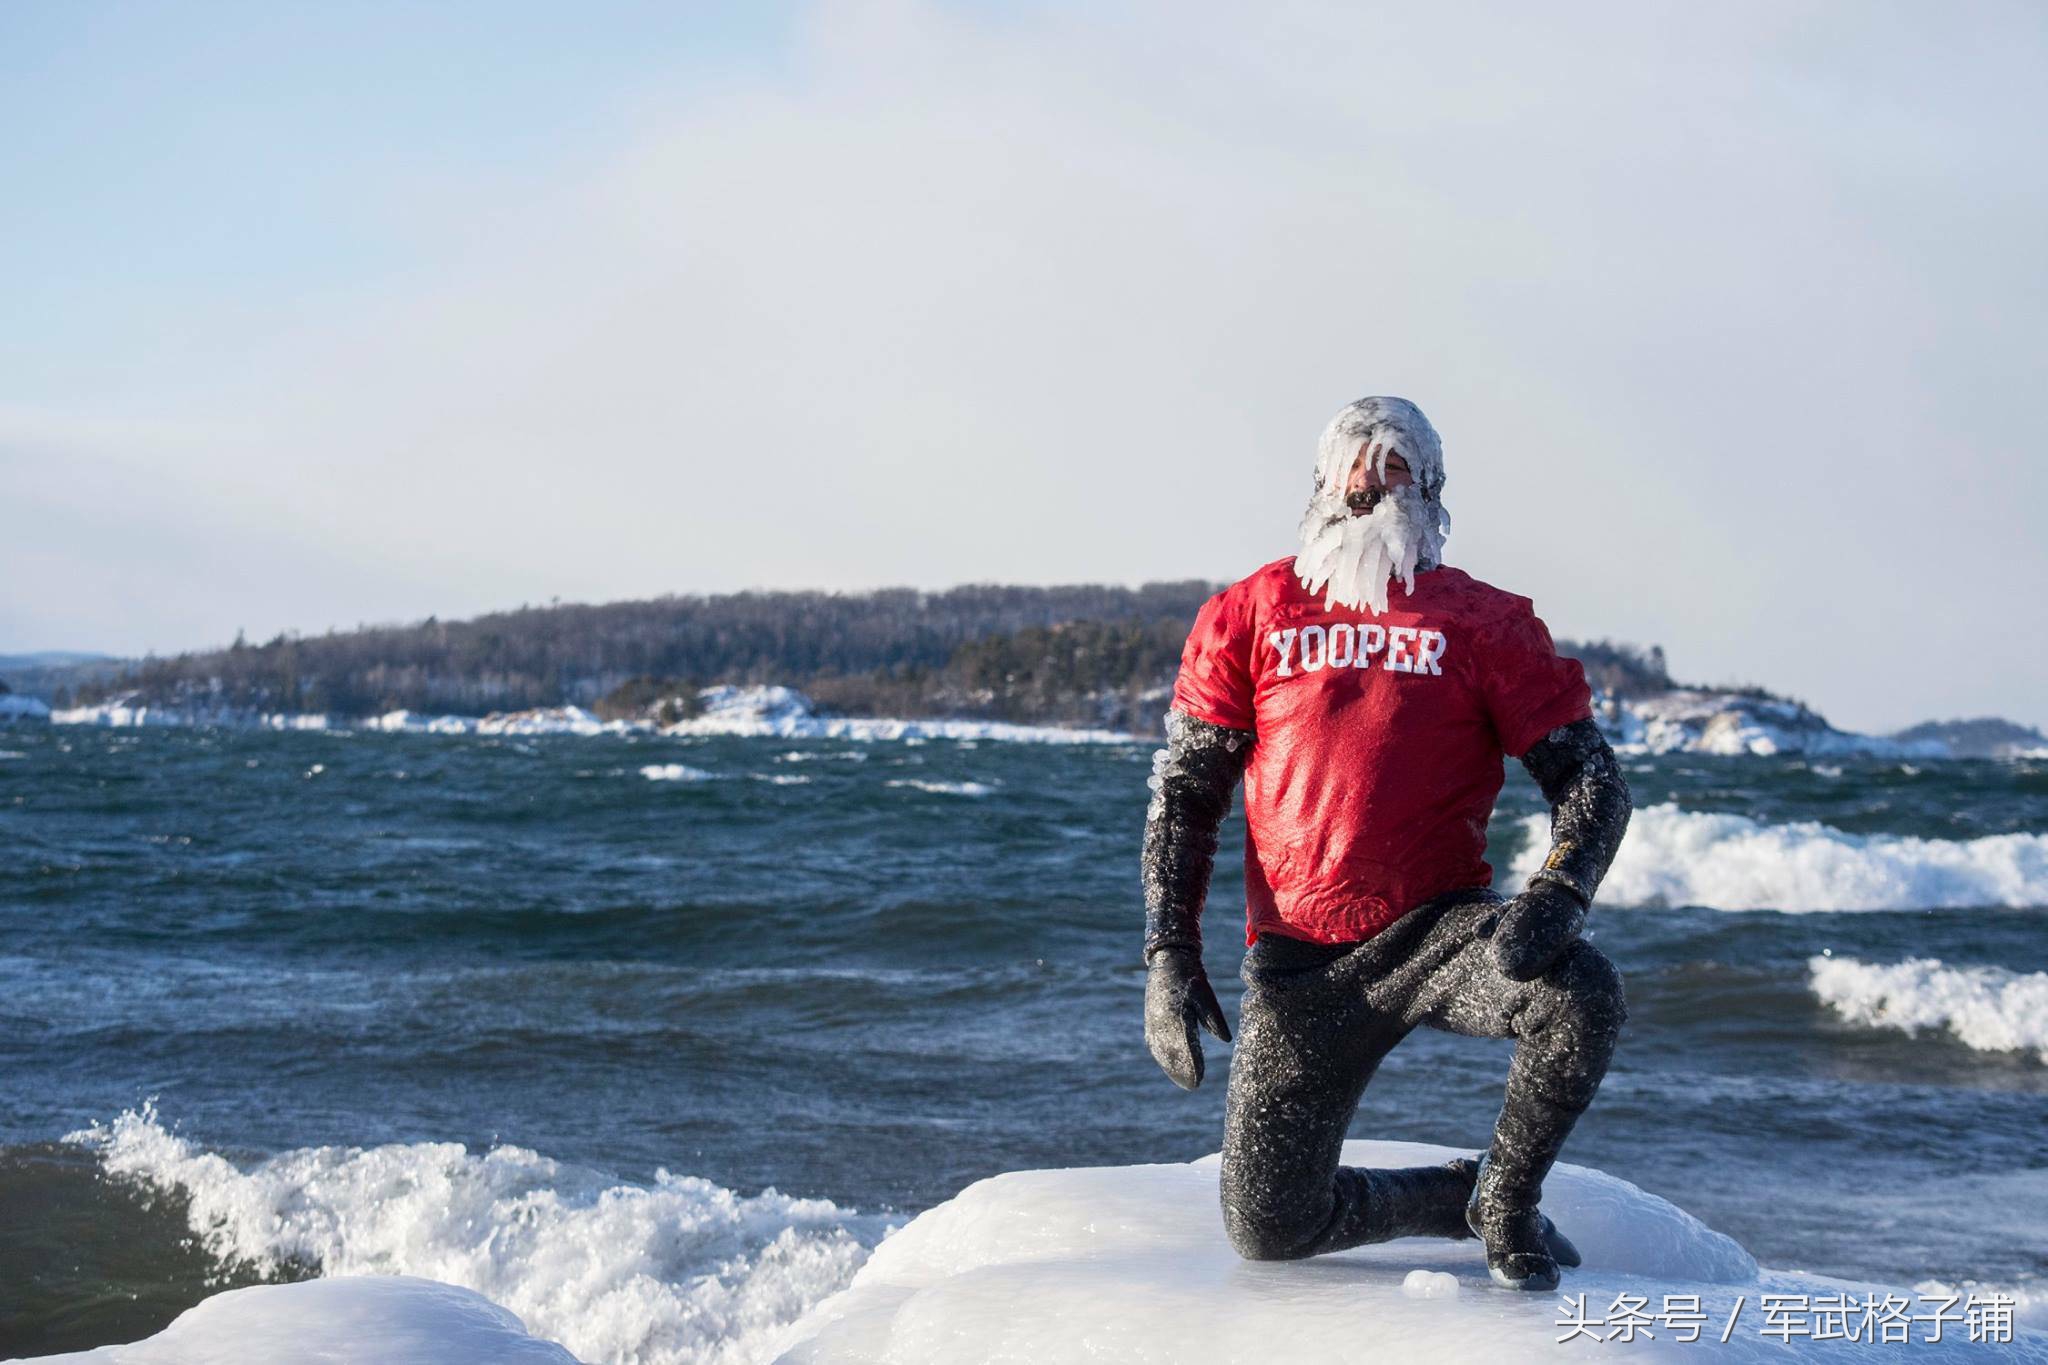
1140 396 1633 1292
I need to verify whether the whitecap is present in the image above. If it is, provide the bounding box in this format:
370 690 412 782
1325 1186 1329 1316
1513 804 2048 912
885 779 994 797
639 763 715 783
1810 955 2048 1061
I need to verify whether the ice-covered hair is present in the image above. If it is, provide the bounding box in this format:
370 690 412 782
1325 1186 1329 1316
1294 396 1451 612
1309 395 1446 506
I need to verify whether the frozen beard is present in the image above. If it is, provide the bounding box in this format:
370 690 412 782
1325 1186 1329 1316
1294 397 1450 614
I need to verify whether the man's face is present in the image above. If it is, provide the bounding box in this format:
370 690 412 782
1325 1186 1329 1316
1344 444 1414 516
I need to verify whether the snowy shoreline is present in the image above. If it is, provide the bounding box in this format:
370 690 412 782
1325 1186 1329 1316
45 685 1138 746
31 683 2030 759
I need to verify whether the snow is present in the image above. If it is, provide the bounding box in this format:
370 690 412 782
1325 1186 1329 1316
35 678 2029 760
774 1140 2047 1363
1598 691 1946 759
25 1276 578 1364
51 687 1133 745
663 686 1131 744
31 1127 2048 1364
368 706 643 736
1511 803 2048 912
1810 955 2048 1061
0 692 52 721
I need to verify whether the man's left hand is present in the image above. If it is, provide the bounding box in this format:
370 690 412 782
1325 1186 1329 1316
1486 883 1588 982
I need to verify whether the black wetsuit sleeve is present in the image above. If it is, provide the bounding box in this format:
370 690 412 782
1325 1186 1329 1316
1141 708 1254 962
1517 716 1632 906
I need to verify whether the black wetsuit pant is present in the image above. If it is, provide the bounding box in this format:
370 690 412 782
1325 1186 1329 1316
1220 890 1627 1261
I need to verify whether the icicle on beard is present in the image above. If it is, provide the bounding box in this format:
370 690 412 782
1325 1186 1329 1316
1294 482 1448 615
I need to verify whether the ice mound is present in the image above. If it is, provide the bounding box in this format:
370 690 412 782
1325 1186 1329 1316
775 1140 2045 1363
1512 804 2048 912
25 1275 578 1363
1811 955 2048 1061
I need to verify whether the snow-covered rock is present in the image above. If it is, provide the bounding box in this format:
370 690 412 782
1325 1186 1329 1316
473 705 646 737
1599 691 1948 759
48 693 328 730
774 1140 2046 1363
1888 717 2048 760
0 692 51 722
361 710 480 735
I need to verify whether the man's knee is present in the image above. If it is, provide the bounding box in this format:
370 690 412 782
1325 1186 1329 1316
1551 939 1627 1034
1220 1163 1328 1262
1222 1198 1317 1262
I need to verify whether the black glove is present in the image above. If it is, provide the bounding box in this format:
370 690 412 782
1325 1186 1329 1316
1486 882 1588 982
1144 946 1232 1090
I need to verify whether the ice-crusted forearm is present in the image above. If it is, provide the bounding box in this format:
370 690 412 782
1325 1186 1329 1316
1141 709 1253 962
1517 718 1632 905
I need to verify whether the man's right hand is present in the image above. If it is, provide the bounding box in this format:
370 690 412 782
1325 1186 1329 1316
1144 946 1232 1090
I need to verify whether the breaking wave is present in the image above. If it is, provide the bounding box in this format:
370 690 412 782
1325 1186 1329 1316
65 1106 883 1365
884 779 994 797
640 763 716 783
1810 956 2048 1062
1513 803 2048 912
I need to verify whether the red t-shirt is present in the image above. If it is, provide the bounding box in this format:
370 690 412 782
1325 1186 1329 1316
1171 557 1592 947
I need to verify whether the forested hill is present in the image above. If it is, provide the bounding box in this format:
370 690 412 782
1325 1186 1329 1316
55 583 1674 734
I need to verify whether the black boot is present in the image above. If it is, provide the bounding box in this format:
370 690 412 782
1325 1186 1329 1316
1354 1158 1484 1242
1464 1150 1583 1291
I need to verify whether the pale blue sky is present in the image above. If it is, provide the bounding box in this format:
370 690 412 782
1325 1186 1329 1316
4 1 2044 731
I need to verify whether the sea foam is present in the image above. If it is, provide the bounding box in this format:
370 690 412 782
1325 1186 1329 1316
62 1106 882 1365
1512 803 2048 912
1810 956 2048 1061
